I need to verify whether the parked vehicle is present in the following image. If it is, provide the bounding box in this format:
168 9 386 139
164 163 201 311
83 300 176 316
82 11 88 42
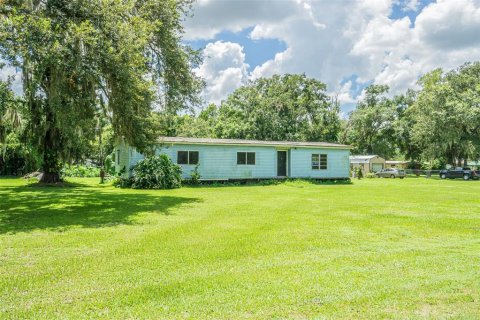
375 168 406 179
439 167 479 180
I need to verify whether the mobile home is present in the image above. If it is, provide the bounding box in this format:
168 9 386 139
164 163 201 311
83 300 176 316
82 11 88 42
115 137 352 180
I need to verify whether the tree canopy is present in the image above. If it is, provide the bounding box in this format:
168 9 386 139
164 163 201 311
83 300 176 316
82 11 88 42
0 79 22 153
342 85 397 159
410 63 480 165
179 74 342 142
342 62 480 166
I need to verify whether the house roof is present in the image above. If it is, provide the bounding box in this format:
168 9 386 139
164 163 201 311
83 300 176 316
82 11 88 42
385 160 407 164
349 155 381 163
158 136 352 149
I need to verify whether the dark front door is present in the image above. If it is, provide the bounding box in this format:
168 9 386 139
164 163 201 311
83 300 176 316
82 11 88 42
277 151 287 177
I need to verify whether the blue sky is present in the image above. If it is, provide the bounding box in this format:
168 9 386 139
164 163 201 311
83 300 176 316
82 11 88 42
183 0 480 113
390 0 433 22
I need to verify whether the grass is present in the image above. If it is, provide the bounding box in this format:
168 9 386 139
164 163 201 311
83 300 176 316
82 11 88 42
0 177 479 319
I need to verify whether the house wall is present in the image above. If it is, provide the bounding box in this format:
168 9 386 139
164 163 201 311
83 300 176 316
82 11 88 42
156 144 276 180
116 143 351 180
290 148 350 178
114 140 132 175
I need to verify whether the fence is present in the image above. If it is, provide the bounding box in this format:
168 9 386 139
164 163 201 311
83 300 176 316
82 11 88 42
404 169 442 179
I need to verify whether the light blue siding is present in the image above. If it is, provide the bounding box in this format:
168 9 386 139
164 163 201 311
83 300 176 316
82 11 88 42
114 140 132 174
119 143 350 180
290 148 350 178
158 144 275 179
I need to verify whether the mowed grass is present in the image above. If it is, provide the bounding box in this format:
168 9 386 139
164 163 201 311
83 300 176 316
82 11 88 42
0 177 479 319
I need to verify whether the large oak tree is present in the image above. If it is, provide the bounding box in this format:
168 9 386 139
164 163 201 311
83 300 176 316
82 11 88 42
343 85 397 159
410 63 480 166
0 0 201 182
211 74 341 142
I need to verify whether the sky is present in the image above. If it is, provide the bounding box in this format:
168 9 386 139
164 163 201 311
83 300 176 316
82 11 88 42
2 0 480 114
184 0 480 113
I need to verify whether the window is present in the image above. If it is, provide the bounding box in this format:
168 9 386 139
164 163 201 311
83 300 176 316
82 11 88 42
247 152 255 165
189 151 199 165
312 154 327 170
237 152 246 165
177 151 188 164
237 152 255 165
177 151 199 165
116 150 120 165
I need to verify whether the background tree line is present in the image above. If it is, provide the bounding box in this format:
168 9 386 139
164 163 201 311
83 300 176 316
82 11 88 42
342 62 480 168
157 62 480 169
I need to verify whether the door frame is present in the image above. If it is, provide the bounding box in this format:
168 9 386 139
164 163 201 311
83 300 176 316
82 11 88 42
276 149 289 177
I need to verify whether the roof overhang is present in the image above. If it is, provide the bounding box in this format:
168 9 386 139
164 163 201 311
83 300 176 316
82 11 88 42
157 137 353 150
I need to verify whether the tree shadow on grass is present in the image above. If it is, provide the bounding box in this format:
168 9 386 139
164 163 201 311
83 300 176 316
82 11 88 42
0 183 201 235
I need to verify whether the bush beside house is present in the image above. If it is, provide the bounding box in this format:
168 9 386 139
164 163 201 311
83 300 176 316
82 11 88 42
127 155 182 189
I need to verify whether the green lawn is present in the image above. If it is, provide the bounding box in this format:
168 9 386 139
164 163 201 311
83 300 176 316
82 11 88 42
1 177 479 319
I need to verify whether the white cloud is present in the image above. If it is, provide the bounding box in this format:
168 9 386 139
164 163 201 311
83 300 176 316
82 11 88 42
250 48 292 80
194 41 249 104
373 54 421 94
415 0 480 50
183 0 300 40
336 81 357 104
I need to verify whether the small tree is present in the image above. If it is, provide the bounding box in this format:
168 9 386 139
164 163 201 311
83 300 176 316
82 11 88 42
356 167 363 180
189 164 201 185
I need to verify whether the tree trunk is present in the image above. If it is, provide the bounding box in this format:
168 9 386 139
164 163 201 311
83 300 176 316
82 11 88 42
39 126 62 183
457 158 463 168
40 170 62 183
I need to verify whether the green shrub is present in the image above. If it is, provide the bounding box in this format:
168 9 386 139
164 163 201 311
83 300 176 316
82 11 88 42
104 153 116 176
366 172 376 178
112 176 134 188
131 155 182 189
0 133 41 176
421 159 446 170
260 179 281 186
61 165 100 178
188 164 201 185
353 167 363 179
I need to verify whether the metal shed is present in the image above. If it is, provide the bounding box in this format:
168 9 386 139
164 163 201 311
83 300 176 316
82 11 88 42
349 155 386 174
